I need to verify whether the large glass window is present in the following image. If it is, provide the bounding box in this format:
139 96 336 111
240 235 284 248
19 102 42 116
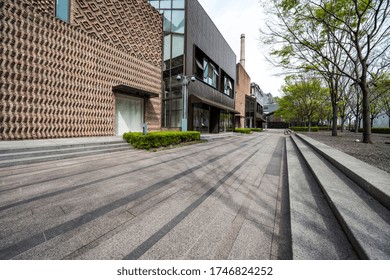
171 10 185 33
148 0 186 129
163 10 172 32
172 34 184 58
160 0 171 9
56 0 69 22
219 111 233 132
172 0 185 9
149 0 159 9
193 104 210 133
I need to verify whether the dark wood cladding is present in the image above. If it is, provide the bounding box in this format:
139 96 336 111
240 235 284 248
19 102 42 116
185 0 236 110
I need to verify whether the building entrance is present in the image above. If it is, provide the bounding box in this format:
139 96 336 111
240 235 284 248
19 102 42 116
115 94 144 135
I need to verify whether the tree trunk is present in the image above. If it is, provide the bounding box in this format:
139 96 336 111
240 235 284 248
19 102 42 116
308 116 312 132
332 102 338 136
359 80 372 143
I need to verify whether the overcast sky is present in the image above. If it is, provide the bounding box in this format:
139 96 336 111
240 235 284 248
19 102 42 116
197 0 284 96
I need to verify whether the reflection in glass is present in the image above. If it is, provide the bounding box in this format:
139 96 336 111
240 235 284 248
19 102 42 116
193 104 210 133
160 0 171 9
172 10 185 33
163 10 172 32
56 0 69 22
172 34 184 58
164 35 171 61
173 0 185 9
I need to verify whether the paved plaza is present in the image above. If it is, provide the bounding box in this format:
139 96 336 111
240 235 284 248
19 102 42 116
0 130 291 260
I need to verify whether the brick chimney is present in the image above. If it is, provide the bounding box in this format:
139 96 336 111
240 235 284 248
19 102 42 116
240 34 245 68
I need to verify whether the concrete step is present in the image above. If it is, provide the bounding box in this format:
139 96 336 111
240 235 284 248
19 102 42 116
285 137 358 259
290 135 390 260
0 143 129 160
296 133 390 210
0 139 132 168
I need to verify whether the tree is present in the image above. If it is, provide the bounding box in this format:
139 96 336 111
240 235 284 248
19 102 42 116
275 75 329 131
261 0 390 143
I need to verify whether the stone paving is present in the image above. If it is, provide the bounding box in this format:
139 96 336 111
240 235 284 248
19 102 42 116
0 130 291 260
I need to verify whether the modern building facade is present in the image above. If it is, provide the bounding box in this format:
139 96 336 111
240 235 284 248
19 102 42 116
149 0 238 133
1 0 163 140
250 83 266 128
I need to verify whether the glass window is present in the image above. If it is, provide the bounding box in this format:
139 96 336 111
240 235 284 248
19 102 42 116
203 59 218 88
164 35 171 61
171 10 185 33
224 76 233 97
163 10 171 32
172 34 184 59
169 99 182 128
149 0 159 9
160 0 171 9
56 0 69 22
193 105 210 133
173 0 185 9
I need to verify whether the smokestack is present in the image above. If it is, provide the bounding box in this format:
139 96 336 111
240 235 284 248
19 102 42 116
240 34 245 68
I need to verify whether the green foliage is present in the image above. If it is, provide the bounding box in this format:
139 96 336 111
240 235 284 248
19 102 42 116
275 75 329 124
123 131 201 150
291 126 319 132
234 128 263 134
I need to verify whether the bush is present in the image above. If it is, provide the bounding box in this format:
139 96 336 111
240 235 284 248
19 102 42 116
372 128 390 134
234 128 252 134
234 128 263 134
357 128 390 134
123 131 201 150
291 126 319 132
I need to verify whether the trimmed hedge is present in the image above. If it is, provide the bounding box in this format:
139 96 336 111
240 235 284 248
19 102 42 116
234 128 263 134
358 128 390 134
123 131 201 150
291 126 319 132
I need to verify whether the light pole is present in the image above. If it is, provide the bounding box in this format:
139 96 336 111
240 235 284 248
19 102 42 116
176 74 196 132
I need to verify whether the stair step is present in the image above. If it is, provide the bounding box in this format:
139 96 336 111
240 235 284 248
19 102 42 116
285 137 358 259
0 143 130 160
290 135 390 260
296 133 390 210
0 145 131 168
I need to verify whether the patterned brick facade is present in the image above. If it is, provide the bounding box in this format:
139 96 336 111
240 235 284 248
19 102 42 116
0 0 163 140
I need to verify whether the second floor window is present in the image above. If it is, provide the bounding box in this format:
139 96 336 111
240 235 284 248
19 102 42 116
203 59 218 88
56 0 69 22
224 76 233 97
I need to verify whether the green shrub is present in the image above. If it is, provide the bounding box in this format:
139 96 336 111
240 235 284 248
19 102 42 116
291 126 319 132
250 128 263 132
234 128 252 134
122 131 201 150
372 128 390 134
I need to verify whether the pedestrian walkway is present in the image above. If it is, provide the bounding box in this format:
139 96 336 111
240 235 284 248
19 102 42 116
0 131 290 260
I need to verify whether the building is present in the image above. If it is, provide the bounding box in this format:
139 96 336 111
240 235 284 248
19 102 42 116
235 35 266 129
250 83 266 128
149 0 238 133
1 0 163 140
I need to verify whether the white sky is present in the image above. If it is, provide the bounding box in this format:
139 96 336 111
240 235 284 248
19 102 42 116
197 0 285 96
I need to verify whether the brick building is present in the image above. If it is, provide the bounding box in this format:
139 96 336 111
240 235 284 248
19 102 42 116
1 0 163 140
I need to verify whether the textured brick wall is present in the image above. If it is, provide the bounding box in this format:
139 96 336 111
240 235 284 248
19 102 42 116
0 0 162 140
235 63 251 128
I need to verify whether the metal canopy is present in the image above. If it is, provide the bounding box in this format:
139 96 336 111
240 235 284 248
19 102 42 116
113 84 159 98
